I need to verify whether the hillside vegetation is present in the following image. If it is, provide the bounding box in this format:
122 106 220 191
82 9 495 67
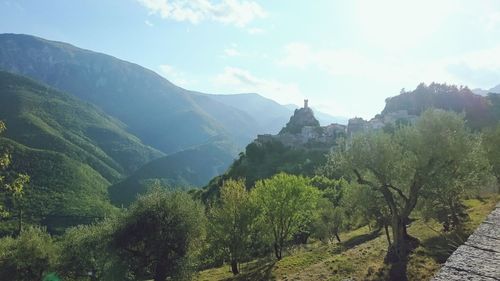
109 141 237 206
0 71 161 231
196 196 498 281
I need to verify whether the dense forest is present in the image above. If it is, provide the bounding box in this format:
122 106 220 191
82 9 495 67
1 81 500 281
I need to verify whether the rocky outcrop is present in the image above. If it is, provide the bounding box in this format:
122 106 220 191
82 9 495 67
279 107 320 134
432 202 500 281
257 102 346 148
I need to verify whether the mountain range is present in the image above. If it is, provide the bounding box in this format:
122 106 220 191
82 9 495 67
0 33 346 221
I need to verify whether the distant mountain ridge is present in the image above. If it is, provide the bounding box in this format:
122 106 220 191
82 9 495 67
472 84 500 96
0 33 256 154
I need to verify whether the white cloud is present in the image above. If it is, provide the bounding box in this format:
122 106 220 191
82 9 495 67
158 64 190 87
223 48 241 57
144 19 154 27
214 67 303 104
136 0 266 27
247 27 264 34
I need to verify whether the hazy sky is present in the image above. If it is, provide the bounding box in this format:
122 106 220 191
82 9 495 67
2 0 500 118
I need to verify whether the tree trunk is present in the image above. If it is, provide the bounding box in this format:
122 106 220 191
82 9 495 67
274 240 283 260
386 216 409 281
154 261 168 281
274 242 281 260
388 216 407 262
230 259 239 275
335 232 341 243
384 223 391 247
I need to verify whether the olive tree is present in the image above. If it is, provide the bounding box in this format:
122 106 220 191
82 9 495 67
0 227 58 281
251 173 320 260
59 218 127 281
207 179 255 275
311 197 344 243
324 109 491 279
483 123 500 192
113 189 206 281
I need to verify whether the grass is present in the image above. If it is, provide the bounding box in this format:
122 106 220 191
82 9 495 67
195 195 499 281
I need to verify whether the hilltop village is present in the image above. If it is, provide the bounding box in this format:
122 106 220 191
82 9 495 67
256 100 418 148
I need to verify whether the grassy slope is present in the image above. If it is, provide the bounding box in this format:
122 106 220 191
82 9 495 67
196 195 499 281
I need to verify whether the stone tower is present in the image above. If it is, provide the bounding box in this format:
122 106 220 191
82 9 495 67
304 99 309 109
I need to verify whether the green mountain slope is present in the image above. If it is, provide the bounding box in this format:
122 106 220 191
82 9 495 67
0 33 261 154
0 138 114 234
0 71 170 231
0 71 163 182
109 141 236 206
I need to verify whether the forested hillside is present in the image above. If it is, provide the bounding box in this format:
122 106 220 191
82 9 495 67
109 141 237 206
0 73 137 232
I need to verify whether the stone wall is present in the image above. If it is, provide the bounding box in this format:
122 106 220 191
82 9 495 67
431 202 500 281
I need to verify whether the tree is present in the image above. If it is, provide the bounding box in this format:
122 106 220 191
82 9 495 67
207 179 255 275
323 109 491 279
310 176 346 243
418 133 492 231
311 198 344 243
113 189 205 281
59 218 127 281
0 227 58 281
483 123 500 193
251 173 320 260
342 182 392 245
0 121 29 222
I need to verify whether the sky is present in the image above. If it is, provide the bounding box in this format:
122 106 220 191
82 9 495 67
2 0 500 119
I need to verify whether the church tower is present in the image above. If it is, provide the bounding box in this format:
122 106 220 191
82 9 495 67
304 99 309 109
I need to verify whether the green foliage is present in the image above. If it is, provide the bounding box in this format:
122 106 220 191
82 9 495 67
207 179 256 274
416 113 494 230
251 173 320 259
311 198 344 243
483 122 500 190
0 227 58 281
58 218 127 281
200 139 327 202
0 138 116 234
0 120 29 220
341 182 389 230
113 189 206 281
323 109 493 265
